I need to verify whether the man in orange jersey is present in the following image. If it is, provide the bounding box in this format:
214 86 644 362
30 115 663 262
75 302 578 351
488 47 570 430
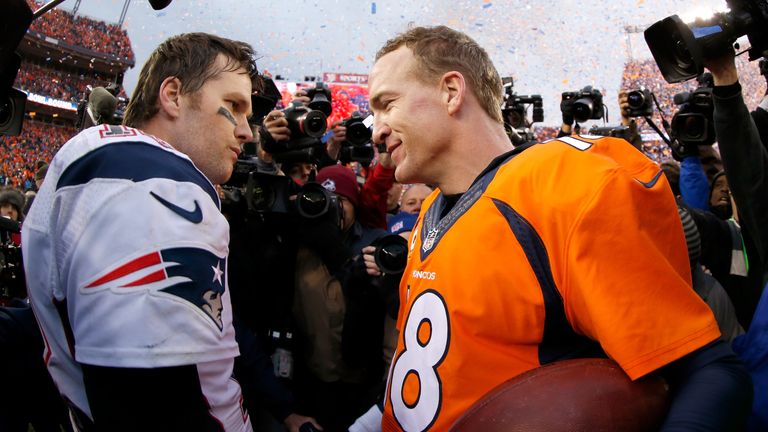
364 26 752 431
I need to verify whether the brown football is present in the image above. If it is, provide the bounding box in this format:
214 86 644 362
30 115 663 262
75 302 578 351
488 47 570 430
450 358 670 432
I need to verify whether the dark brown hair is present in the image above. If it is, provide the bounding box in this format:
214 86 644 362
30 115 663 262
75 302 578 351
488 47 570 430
376 26 503 123
123 33 257 127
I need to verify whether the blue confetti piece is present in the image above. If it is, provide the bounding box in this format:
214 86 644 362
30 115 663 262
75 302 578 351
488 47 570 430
372 2 377 14
483 3 492 8
321 130 334 144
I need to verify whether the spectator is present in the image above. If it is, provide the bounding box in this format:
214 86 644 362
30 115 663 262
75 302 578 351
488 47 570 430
399 184 433 215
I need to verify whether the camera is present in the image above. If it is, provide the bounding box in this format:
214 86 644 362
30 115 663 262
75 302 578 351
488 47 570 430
0 217 25 306
561 86 604 123
337 111 375 165
371 234 408 275
262 100 329 157
304 82 333 116
587 124 634 143
625 87 654 117
224 157 342 227
0 0 33 136
500 77 543 145
671 75 715 147
341 111 373 146
645 0 768 83
283 100 328 139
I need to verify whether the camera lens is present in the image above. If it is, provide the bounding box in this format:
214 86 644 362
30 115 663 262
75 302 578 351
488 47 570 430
299 110 328 138
573 98 593 123
627 91 645 109
296 183 330 218
374 235 408 274
346 121 372 145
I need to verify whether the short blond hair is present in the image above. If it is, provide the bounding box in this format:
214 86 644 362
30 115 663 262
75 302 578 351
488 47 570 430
376 26 503 123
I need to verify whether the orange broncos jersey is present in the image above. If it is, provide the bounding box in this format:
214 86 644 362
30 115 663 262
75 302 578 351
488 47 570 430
381 135 721 431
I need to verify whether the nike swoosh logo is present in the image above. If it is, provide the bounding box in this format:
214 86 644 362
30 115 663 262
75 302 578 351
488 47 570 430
635 170 663 189
150 191 203 224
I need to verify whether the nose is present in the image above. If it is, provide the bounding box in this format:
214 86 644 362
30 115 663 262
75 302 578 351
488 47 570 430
373 117 391 147
235 115 254 144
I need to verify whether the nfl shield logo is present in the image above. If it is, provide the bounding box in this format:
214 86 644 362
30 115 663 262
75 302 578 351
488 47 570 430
423 228 438 252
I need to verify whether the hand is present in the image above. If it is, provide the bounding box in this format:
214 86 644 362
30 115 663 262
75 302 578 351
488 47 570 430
378 151 395 169
703 54 738 86
560 94 574 126
283 413 323 432
292 89 310 106
618 90 632 126
263 109 290 142
326 121 345 160
362 245 382 276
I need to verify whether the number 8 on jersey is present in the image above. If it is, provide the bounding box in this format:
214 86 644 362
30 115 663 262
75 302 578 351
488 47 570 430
389 290 451 431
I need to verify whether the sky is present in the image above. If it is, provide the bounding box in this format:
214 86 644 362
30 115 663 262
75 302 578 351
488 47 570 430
55 0 727 125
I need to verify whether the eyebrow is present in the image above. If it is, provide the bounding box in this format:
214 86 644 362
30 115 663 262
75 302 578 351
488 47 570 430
225 92 253 119
369 91 394 111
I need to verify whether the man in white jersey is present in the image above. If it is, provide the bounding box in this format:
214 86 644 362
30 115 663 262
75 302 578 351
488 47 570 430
22 33 257 431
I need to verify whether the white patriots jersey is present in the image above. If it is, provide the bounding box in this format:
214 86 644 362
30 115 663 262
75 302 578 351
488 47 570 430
23 124 251 431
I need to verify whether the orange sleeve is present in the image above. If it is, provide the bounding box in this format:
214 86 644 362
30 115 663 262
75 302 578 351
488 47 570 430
560 167 720 380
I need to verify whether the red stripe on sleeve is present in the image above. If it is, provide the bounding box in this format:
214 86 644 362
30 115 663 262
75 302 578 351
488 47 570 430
85 252 161 287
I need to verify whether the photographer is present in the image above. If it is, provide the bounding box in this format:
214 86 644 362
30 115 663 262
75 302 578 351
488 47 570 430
261 91 395 230
617 90 645 150
291 164 394 431
703 53 768 430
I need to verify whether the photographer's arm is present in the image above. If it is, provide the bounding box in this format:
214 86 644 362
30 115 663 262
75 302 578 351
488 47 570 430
706 55 768 270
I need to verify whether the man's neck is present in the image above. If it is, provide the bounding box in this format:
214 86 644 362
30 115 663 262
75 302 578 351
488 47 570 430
436 123 512 195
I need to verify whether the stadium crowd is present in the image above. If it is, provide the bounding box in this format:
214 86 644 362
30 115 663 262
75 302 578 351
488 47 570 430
15 61 127 102
26 0 134 62
0 121 74 190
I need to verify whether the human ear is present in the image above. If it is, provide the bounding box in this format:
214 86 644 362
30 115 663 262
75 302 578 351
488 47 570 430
157 76 183 119
441 71 466 116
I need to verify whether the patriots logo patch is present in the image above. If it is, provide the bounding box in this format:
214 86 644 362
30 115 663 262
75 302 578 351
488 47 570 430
84 247 227 330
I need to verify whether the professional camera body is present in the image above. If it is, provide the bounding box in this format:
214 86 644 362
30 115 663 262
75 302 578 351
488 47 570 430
671 74 716 148
561 86 605 123
645 0 768 83
304 81 333 116
261 82 333 159
625 87 654 117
